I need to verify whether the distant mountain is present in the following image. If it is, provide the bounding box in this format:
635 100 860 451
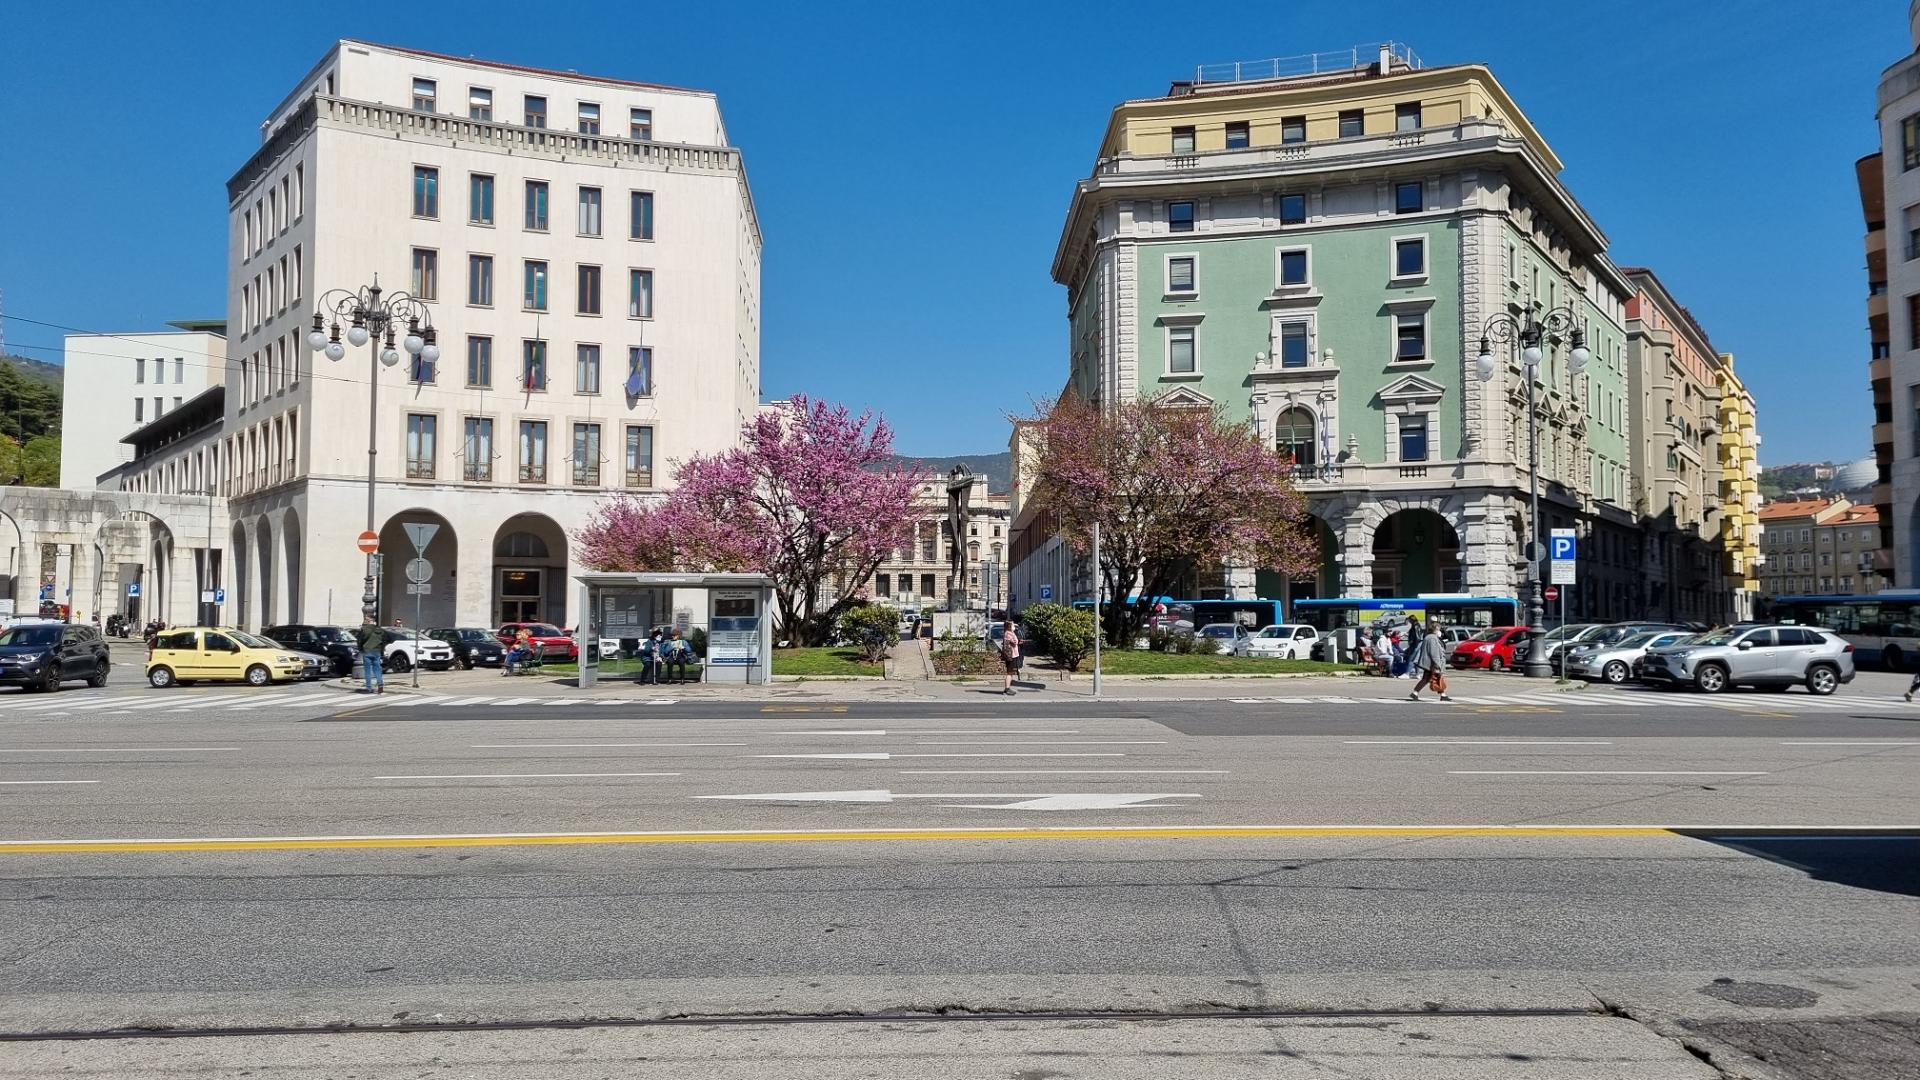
888 452 1011 492
1 354 61 389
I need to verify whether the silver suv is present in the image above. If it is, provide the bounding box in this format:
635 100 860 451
1635 625 1855 695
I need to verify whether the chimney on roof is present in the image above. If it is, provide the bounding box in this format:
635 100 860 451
1378 43 1393 73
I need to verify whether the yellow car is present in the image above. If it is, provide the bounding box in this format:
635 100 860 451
145 626 307 688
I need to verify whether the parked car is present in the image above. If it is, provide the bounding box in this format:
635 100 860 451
494 622 578 662
145 627 306 688
1636 625 1855 695
0 622 111 691
1449 626 1529 671
1438 626 1478 648
428 627 506 669
1564 629 1696 684
1522 623 1604 666
260 624 361 677
1198 623 1253 657
379 628 458 673
1247 624 1320 659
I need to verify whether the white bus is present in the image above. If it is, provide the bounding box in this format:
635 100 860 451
1766 591 1920 671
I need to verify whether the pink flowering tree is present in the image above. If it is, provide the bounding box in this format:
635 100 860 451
1022 394 1320 647
578 396 925 646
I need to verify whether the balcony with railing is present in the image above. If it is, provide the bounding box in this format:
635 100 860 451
518 462 546 484
1094 116 1511 178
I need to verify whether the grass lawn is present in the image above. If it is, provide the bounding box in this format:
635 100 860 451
1087 651 1358 676
771 647 883 677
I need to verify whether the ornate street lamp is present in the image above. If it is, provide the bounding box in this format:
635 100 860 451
1476 300 1590 678
306 278 437 622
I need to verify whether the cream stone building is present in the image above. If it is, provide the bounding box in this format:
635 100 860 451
204 40 760 630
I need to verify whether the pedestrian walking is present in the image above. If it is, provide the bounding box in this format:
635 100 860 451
665 629 691 684
998 619 1023 696
353 615 386 694
1408 623 1451 701
1904 668 1920 702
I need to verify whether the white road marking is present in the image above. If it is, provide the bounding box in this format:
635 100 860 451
1344 740 1613 746
91 700 184 713
911 740 1165 746
0 780 101 785
4 698 108 713
468 742 747 748
439 696 502 707
757 753 1127 760
1449 770 1768 776
696 788 1200 810
772 730 1083 736
161 694 256 710
539 700 591 707
0 747 237 753
489 698 545 707
375 772 683 780
900 769 1227 775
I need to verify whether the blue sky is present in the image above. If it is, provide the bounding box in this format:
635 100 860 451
0 0 1894 462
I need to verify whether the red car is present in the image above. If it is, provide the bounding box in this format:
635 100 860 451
1449 626 1528 671
495 622 578 661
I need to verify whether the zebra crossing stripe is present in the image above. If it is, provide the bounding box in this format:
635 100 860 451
489 697 544 707
438 696 502 707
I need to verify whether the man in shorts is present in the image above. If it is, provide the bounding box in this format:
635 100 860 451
999 619 1023 696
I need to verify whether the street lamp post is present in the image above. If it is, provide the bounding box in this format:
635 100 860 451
1475 301 1590 679
306 279 437 623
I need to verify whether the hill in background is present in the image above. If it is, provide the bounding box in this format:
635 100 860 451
887 452 1012 492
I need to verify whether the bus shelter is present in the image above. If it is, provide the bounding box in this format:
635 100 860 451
573 572 775 687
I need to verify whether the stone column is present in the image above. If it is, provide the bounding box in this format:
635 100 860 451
168 542 199 626
1337 514 1375 599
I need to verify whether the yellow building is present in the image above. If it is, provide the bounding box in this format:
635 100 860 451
1715 352 1763 617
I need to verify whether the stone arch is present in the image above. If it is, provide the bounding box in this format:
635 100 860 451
1369 507 1462 597
228 520 251 628
91 510 174 629
255 516 276 628
491 513 569 627
282 507 303 624
0 508 23 617
378 509 458 627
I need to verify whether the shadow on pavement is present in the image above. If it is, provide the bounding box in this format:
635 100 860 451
1679 831 1920 898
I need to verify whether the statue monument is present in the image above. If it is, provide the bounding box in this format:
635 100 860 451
944 465 973 614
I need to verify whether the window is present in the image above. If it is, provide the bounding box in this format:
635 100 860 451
1393 236 1426 277
576 344 601 394
1168 201 1194 232
410 347 436 383
1278 320 1310 367
627 347 653 396
294 164 303 218
1394 182 1423 214
468 87 492 121
411 78 436 112
1278 248 1309 287
521 340 547 391
1279 193 1306 225
469 173 494 224
405 414 436 478
624 424 654 487
1224 121 1249 149
578 186 602 235
1338 109 1364 138
1167 325 1196 374
525 180 549 231
577 264 602 315
1399 415 1430 462
1167 256 1195 294
1906 114 1920 170
463 417 493 481
630 108 652 140
523 260 548 310
1397 313 1428 359
572 423 602 485
629 268 653 317
1171 125 1195 154
518 420 548 483
876 574 890 597
410 248 437 300
1395 101 1422 131
466 336 493 387
577 102 600 134
524 95 547 128
412 166 438 217
467 254 493 306
291 245 302 301
1275 406 1315 466
921 574 936 599
135 357 146 384
1281 115 1306 143
630 191 654 239
134 398 144 423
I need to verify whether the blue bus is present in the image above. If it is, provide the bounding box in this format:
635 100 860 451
1068 597 1287 631
1290 595 1520 633
1762 591 1920 670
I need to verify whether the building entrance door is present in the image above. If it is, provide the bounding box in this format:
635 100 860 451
497 568 543 625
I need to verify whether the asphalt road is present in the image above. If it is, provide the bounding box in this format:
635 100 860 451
1 690 1916 1077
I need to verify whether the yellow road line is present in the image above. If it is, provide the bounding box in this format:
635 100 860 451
0 825 1680 854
